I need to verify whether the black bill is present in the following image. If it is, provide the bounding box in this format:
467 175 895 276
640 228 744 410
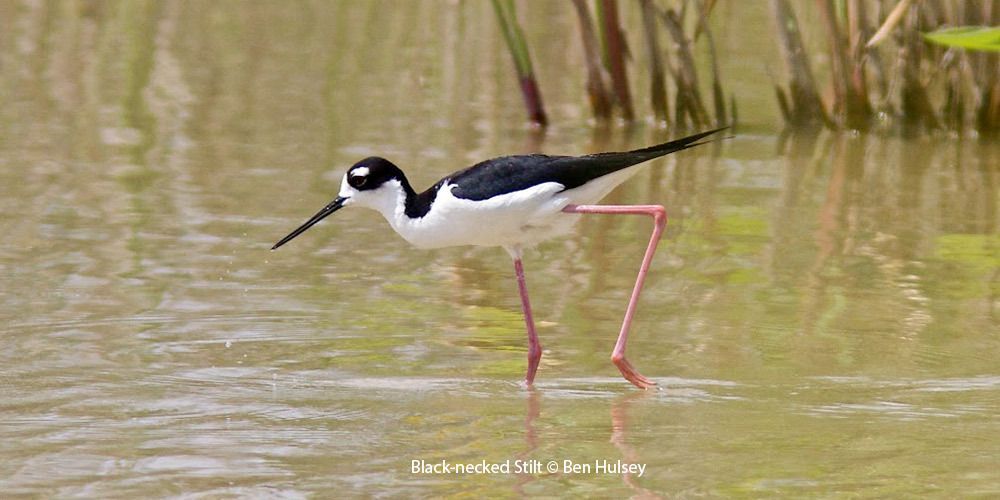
271 196 347 250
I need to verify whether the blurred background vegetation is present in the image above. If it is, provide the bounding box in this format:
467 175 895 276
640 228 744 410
488 0 998 134
3 0 997 139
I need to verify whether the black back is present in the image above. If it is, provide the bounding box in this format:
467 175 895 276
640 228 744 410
447 127 725 201
351 128 726 218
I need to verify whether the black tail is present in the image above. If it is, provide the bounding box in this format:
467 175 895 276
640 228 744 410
574 126 729 176
626 126 728 159
447 128 729 201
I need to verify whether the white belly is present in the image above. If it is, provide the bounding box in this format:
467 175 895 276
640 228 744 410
386 167 642 250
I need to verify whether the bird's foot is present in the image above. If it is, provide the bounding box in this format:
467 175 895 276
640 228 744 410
612 355 657 390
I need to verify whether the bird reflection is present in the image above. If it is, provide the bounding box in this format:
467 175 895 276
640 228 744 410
513 387 541 496
610 391 663 499
515 387 662 498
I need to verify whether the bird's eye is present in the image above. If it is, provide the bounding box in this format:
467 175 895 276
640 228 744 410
349 174 368 188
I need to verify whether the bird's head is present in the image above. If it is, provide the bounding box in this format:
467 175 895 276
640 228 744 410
271 156 408 250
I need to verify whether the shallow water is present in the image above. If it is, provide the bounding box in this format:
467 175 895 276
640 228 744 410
2 1 998 497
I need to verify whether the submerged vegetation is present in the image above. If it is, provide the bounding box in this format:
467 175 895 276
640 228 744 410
492 0 998 135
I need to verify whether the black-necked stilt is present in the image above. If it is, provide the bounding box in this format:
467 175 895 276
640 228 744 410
273 128 725 389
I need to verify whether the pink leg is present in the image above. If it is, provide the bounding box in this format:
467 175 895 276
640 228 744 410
563 204 667 389
513 256 542 385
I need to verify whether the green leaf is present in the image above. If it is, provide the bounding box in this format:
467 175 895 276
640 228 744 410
923 26 1000 52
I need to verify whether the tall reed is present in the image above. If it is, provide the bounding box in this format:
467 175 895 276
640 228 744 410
596 0 635 121
491 0 548 127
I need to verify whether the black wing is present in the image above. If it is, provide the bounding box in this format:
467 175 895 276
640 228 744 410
448 127 725 201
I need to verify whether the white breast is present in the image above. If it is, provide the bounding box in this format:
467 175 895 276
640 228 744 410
388 181 575 249
367 165 647 251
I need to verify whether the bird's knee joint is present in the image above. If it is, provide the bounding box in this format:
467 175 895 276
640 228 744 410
610 352 625 364
648 206 666 229
651 205 666 220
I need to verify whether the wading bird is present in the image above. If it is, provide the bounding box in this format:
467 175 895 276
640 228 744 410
272 128 725 389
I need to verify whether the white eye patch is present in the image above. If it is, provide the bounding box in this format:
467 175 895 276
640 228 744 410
350 166 370 179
